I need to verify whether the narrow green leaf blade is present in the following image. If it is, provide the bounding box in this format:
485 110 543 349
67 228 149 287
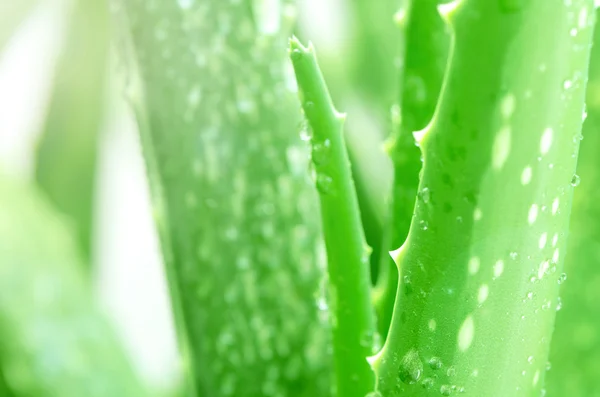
35 0 109 264
290 38 377 397
373 0 450 340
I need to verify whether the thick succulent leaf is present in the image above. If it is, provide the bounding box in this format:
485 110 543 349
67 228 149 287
372 0 596 395
290 38 377 397
35 0 109 264
547 8 600 396
120 1 330 396
373 0 450 339
0 176 146 396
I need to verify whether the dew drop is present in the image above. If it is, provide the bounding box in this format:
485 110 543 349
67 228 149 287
311 139 331 166
556 297 563 311
571 174 581 187
428 356 443 370
421 378 434 389
398 349 423 384
420 187 431 203
440 384 453 396
558 273 567 284
316 174 333 194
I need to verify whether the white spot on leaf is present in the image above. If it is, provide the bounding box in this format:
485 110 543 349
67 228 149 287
492 126 512 170
458 315 474 352
528 204 539 225
521 166 532 185
468 257 481 275
540 128 553 155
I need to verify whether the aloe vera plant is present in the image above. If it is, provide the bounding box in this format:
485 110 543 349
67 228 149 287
370 0 596 395
120 1 330 396
2 0 600 396
548 8 600 396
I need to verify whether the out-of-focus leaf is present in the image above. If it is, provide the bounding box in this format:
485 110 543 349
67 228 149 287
120 1 330 396
0 175 147 397
0 1 37 52
547 8 600 397
35 0 109 264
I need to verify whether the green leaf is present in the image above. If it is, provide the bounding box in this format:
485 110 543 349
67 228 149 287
120 1 331 396
0 176 146 396
373 0 450 340
290 37 377 397
0 1 37 52
35 0 109 264
547 7 600 396
372 0 596 395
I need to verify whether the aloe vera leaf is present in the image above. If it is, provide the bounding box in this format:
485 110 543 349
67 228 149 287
35 0 109 264
0 1 37 52
371 1 596 395
346 122 393 285
289 38 377 397
373 0 450 339
0 176 146 396
120 1 331 396
547 9 600 396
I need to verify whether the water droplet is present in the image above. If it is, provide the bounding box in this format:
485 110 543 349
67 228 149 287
398 349 423 384
528 356 535 364
428 356 443 370
546 361 552 371
419 220 429 231
299 125 313 141
360 330 381 354
558 273 567 284
420 187 431 203
290 49 303 61
526 291 534 300
440 384 453 396
311 139 331 166
421 377 434 389
510 251 519 260
563 80 573 90
446 366 456 377
571 174 581 187
316 174 333 194
556 297 563 311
